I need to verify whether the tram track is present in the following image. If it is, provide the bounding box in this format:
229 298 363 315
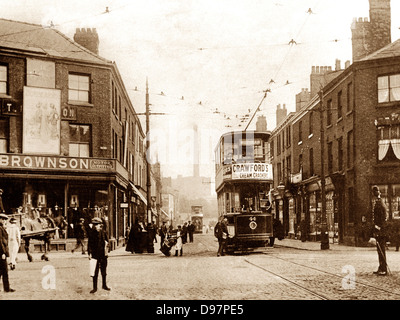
265 254 400 297
244 258 330 300
244 253 400 300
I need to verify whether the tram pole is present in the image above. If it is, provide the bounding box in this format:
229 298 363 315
318 89 329 250
146 78 152 224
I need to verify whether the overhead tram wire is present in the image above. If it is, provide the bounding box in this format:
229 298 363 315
243 1 321 131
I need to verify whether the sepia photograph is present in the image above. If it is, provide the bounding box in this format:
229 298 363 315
1 0 400 313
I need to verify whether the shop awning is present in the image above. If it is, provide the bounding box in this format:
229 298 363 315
130 183 147 205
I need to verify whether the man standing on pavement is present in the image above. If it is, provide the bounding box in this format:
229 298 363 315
88 217 111 293
159 221 168 250
214 217 229 257
372 185 388 276
0 213 15 292
188 221 195 243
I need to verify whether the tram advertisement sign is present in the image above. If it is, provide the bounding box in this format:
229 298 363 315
232 163 272 180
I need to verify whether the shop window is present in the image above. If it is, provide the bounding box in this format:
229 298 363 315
69 124 91 157
391 185 400 219
378 74 400 103
68 73 90 103
0 65 7 94
0 118 8 153
377 125 400 161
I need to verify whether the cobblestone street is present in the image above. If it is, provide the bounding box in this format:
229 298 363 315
1 233 400 302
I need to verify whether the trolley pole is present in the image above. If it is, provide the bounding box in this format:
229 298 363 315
319 89 329 250
146 78 152 224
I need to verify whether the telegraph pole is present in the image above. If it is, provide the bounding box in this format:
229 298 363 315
319 89 329 250
146 78 152 224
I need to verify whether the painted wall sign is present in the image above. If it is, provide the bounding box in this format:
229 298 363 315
23 86 61 155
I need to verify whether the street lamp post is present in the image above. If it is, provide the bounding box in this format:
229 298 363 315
318 90 329 250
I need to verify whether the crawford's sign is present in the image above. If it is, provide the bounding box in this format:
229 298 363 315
232 163 273 180
0 154 115 172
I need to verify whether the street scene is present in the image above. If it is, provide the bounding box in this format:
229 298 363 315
1 233 400 301
1 0 400 308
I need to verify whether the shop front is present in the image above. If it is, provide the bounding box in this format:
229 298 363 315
0 153 133 251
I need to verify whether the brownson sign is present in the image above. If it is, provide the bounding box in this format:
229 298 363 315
0 154 115 172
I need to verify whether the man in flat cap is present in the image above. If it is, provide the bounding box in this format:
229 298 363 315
87 217 110 293
0 213 15 292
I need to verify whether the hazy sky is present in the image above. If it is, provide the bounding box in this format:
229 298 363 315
1 0 400 180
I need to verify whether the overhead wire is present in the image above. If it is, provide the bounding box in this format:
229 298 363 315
242 0 323 131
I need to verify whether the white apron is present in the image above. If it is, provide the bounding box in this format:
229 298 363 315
175 231 182 251
7 224 21 265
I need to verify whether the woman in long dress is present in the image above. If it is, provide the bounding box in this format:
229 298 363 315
7 217 21 270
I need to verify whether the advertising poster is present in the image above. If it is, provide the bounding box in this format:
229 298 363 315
23 86 61 154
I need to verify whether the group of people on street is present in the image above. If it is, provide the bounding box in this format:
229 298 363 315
125 219 158 254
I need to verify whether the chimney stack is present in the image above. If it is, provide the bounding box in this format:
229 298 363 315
351 0 391 62
256 115 267 132
73 28 100 55
296 88 311 112
276 104 287 126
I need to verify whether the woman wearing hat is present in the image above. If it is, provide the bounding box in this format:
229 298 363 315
7 217 21 270
87 217 110 293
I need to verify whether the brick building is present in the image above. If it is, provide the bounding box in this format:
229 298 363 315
270 0 399 245
0 19 154 250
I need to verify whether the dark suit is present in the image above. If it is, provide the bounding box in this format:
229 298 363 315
188 223 195 242
88 227 109 290
373 198 387 273
0 223 10 291
214 221 229 256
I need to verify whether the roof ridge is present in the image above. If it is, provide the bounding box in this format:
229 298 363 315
360 38 400 61
51 28 111 64
0 17 43 29
0 18 112 64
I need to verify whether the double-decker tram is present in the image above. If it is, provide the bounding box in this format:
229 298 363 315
215 129 273 253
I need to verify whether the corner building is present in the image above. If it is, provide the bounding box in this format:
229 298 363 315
270 0 400 245
0 19 149 250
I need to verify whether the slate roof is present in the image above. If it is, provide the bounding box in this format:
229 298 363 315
359 38 400 62
0 18 111 65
